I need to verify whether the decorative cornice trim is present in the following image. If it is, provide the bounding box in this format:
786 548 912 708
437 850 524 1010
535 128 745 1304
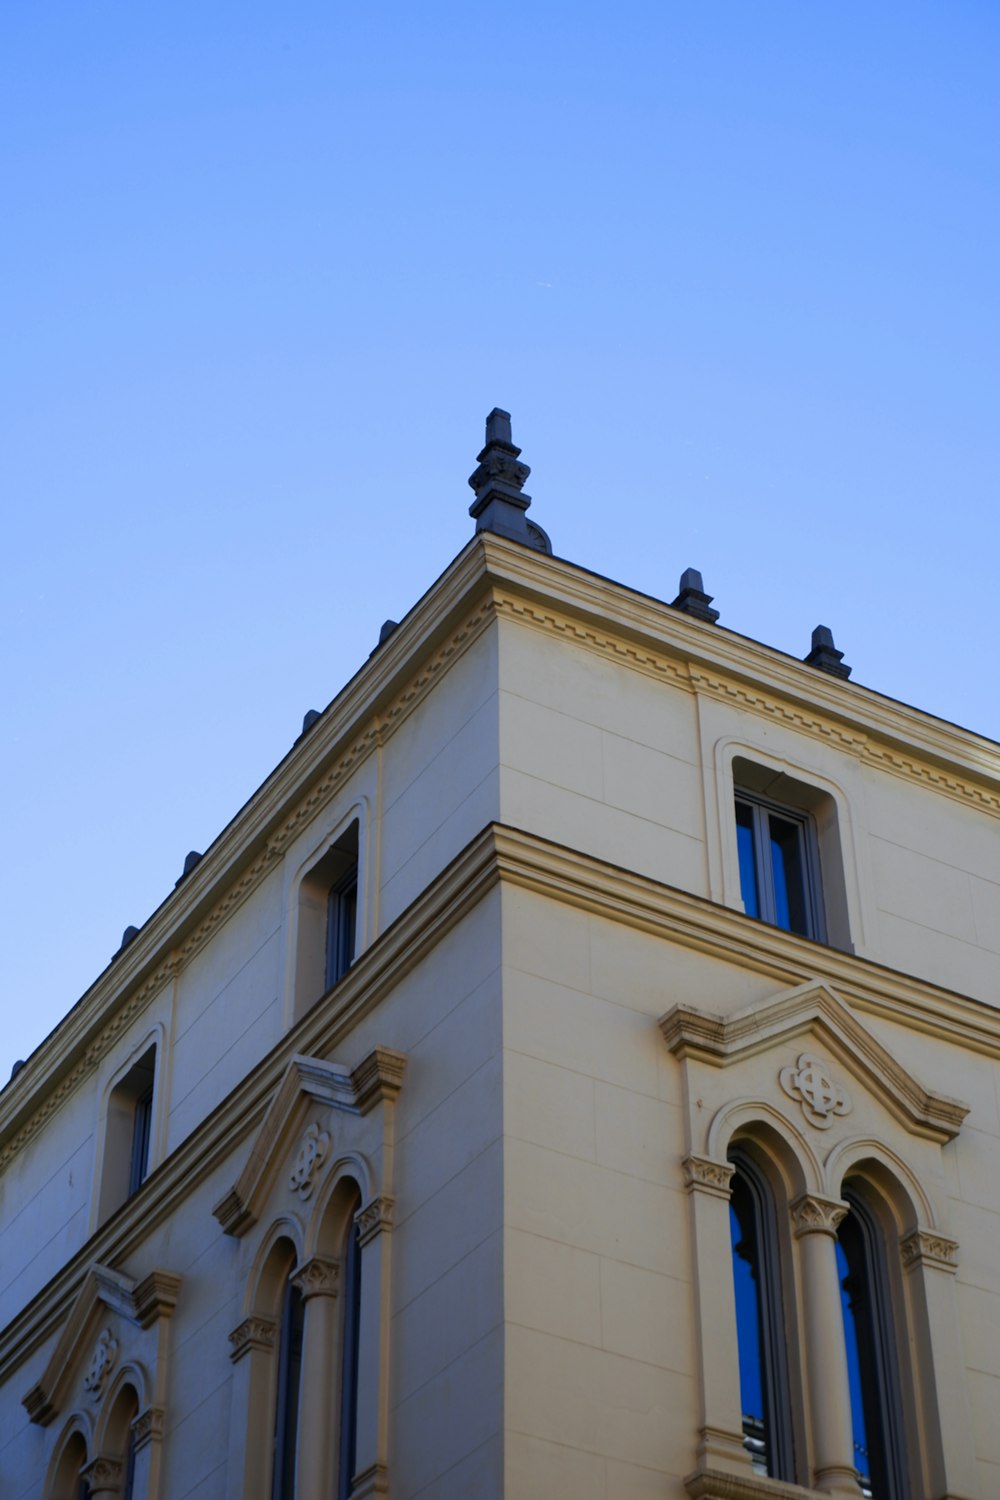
683 1155 735 1199
4 825 998 1386
350 1460 390 1498
900 1228 959 1274
212 1047 406 1237
659 980 968 1143
0 581 494 1169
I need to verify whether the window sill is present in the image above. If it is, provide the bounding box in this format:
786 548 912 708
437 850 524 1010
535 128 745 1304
686 1468 846 1500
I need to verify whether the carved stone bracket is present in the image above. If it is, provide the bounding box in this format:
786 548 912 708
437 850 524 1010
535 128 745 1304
351 1047 406 1114
683 1154 735 1199
83 1328 118 1400
291 1255 340 1301
288 1121 330 1200
132 1404 165 1451
778 1054 851 1130
356 1194 394 1248
228 1315 277 1363
790 1193 849 1239
900 1228 959 1274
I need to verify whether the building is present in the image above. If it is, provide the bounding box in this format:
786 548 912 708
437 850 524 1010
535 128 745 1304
1 410 998 1500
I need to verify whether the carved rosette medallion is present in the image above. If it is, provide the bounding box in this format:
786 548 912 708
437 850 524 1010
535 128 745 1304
83 1328 118 1400
900 1229 959 1274
683 1154 735 1199
228 1315 278 1363
791 1193 849 1238
291 1256 340 1301
779 1053 851 1129
356 1194 394 1248
288 1120 330 1200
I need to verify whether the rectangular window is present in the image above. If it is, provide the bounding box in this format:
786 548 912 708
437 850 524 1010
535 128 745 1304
128 1083 154 1197
326 867 358 989
735 791 825 942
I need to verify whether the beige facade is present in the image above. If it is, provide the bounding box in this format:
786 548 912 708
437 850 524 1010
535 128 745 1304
2 504 999 1499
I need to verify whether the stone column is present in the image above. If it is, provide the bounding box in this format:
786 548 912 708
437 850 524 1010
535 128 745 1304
791 1194 860 1497
350 1195 394 1500
80 1454 124 1498
900 1229 978 1500
290 1256 341 1500
682 1155 753 1478
225 1314 278 1500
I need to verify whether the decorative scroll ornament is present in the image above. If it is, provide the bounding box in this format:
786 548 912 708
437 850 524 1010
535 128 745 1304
83 1328 118 1400
288 1121 330 1200
779 1053 851 1129
81 1454 124 1489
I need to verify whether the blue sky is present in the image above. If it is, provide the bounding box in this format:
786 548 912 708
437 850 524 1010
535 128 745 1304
2 3 998 1075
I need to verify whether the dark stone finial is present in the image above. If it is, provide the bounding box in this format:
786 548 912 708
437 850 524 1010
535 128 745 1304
468 409 551 553
671 567 719 624
175 851 203 888
301 709 322 736
379 619 399 645
113 924 140 960
805 625 851 679
9 1059 25 1082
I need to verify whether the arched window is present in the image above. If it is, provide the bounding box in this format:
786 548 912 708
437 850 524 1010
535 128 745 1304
47 1429 89 1500
272 1277 306 1500
837 1187 909 1499
728 1149 795 1482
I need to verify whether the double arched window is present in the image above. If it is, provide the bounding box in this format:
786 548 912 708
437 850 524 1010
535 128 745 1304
728 1145 912 1497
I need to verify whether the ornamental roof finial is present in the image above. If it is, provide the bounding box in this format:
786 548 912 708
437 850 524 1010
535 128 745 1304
468 409 551 554
805 624 852 679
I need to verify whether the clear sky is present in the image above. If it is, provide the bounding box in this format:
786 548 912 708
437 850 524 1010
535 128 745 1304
2 2 998 1078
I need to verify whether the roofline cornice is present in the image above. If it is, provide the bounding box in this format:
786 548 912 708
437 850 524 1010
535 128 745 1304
3 534 998 1148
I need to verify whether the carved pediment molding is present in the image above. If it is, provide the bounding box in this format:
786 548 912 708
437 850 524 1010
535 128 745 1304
660 979 967 1143
212 1047 406 1237
21 1263 181 1427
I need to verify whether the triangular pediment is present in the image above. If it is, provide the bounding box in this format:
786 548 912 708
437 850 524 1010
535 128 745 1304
212 1046 405 1237
23 1264 181 1426
659 980 967 1142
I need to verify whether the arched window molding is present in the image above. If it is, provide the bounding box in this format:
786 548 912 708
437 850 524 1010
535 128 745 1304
46 1419 92 1500
227 1228 303 1500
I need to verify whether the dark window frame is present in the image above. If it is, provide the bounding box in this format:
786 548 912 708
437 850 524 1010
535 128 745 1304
271 1278 306 1500
326 866 358 991
728 1148 796 1483
837 1188 910 1500
337 1217 363 1500
735 789 827 942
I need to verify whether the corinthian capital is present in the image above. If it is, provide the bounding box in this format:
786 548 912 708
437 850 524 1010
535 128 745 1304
791 1193 849 1238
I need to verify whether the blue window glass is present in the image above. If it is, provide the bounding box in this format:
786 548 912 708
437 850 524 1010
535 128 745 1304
736 802 760 919
734 793 823 942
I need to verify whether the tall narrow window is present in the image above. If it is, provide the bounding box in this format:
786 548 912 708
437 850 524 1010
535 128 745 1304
837 1191 908 1499
734 792 825 941
326 866 358 989
293 819 360 1017
728 1152 795 1481
338 1216 363 1500
98 1045 157 1221
271 1279 306 1500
